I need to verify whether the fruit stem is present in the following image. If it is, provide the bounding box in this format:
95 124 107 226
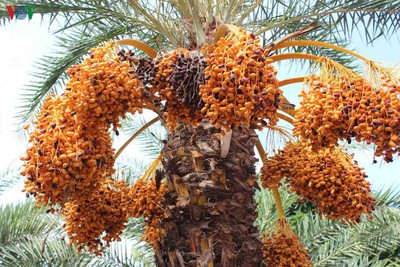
270 40 370 62
213 24 243 43
279 77 306 87
256 139 286 220
269 52 320 63
114 117 160 159
277 113 294 124
271 186 285 220
117 39 157 58
142 153 163 181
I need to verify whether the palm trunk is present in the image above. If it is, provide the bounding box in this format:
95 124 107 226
155 122 264 266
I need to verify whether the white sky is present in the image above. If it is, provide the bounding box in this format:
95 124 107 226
0 15 399 205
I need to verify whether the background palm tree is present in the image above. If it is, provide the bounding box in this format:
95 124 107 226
1 0 400 266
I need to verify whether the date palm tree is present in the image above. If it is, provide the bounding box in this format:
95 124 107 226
1 0 400 266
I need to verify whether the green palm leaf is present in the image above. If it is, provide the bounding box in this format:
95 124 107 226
119 114 166 159
256 184 400 266
1 0 399 132
0 159 22 195
0 200 154 266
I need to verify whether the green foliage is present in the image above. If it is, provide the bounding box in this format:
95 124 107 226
255 184 400 266
119 113 166 159
0 200 154 267
0 200 91 267
1 0 399 133
250 0 400 44
0 159 22 195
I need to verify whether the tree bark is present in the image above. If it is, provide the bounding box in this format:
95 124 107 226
155 122 264 266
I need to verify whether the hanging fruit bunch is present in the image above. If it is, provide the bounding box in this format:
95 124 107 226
136 48 207 129
65 43 144 129
260 151 290 189
293 74 360 149
128 176 168 248
355 63 400 162
199 29 282 131
261 142 375 223
20 42 169 255
62 181 132 255
293 60 400 162
287 143 375 223
21 43 145 208
262 219 312 267
21 96 116 207
154 49 206 129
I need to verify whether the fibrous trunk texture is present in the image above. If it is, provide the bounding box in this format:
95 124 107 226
155 122 264 266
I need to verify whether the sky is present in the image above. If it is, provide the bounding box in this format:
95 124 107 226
0 14 399 205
